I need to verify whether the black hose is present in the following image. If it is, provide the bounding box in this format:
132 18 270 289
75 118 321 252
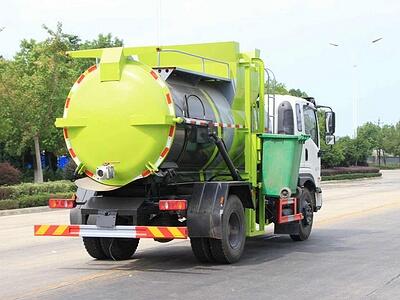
209 133 242 181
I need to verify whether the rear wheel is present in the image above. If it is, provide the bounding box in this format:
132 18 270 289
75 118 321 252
209 195 246 264
100 238 140 260
190 237 215 263
82 237 108 260
290 187 314 241
82 214 140 260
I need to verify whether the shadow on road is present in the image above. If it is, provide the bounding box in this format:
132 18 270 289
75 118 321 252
60 227 379 275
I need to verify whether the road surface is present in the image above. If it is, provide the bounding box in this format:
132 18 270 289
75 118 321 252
1 170 400 299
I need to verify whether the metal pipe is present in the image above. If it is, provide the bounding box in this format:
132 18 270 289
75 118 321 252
209 133 242 181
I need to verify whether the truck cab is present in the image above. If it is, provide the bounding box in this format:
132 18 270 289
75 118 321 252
268 95 330 211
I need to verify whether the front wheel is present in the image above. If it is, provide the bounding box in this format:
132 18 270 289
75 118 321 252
209 195 246 264
290 187 314 241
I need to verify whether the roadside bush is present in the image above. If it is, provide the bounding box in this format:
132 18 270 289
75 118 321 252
17 192 74 208
0 199 19 210
322 166 380 176
0 180 75 200
0 186 13 200
0 162 22 185
322 172 382 181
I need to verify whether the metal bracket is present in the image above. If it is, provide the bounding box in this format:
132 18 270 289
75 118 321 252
96 210 117 228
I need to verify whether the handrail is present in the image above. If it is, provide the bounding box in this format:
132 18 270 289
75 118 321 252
251 58 265 134
156 48 231 79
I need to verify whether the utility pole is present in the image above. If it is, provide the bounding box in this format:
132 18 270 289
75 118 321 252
377 118 381 166
329 38 383 138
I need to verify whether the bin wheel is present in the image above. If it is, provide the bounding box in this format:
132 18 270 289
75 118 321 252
209 195 246 264
190 238 215 263
290 187 314 241
82 237 108 260
100 238 140 260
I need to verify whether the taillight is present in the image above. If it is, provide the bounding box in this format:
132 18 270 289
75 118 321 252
159 200 187 211
48 198 76 209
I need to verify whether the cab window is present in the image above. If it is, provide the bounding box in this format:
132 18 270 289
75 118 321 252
303 105 318 145
296 103 303 132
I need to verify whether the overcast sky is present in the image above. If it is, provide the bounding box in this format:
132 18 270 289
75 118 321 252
1 0 399 136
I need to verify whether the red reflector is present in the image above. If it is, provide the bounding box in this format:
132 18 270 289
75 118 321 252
49 199 76 209
159 200 187 211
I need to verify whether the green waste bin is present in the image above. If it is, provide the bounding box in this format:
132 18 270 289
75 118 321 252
260 134 309 197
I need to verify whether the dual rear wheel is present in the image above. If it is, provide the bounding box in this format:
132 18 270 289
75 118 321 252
83 237 139 260
190 195 246 264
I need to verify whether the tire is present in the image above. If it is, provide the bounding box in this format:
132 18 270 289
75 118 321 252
190 238 215 263
83 237 108 260
100 238 140 260
290 187 314 241
209 195 246 264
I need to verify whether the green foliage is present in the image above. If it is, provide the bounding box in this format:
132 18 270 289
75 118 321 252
0 192 73 210
0 162 22 185
318 109 400 167
0 22 123 182
17 192 73 208
322 172 382 181
266 80 308 97
0 180 74 200
288 88 308 98
0 199 19 210
321 166 380 176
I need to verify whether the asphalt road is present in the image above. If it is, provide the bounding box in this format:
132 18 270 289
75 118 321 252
1 170 400 300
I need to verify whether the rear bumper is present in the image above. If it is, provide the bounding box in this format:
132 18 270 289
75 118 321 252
34 225 188 239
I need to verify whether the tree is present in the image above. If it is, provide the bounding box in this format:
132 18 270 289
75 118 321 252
288 88 308 98
266 80 308 97
0 23 123 183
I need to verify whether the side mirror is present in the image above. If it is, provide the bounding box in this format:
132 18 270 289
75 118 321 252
325 134 335 145
325 111 335 135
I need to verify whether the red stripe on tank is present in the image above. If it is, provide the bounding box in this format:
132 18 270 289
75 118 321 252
160 147 169 158
85 170 94 177
150 70 158 80
77 74 85 84
65 98 71 109
142 170 151 177
168 126 175 137
166 93 172 104
63 128 69 139
88 65 97 73
68 148 76 158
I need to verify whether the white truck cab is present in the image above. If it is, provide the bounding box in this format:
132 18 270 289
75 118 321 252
267 95 335 211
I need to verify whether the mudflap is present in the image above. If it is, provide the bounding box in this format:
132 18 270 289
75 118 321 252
274 222 300 235
274 192 305 235
187 181 252 239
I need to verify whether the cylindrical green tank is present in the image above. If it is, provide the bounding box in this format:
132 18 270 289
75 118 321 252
58 60 245 187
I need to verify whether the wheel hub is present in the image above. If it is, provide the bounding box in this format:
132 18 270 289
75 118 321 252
228 212 241 249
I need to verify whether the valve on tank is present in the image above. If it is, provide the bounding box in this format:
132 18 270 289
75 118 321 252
96 164 115 180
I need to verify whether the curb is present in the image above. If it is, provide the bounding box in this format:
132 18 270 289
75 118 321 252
0 206 51 217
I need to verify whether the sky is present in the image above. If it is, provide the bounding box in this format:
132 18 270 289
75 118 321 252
1 0 399 136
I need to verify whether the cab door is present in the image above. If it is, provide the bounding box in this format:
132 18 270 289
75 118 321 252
300 104 321 185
